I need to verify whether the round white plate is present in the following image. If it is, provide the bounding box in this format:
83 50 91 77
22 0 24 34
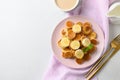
51 15 104 69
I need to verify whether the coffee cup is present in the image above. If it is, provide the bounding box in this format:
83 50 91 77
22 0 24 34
107 2 120 24
55 0 81 12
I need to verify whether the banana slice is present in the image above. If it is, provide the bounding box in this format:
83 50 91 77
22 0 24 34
70 40 80 50
72 24 82 33
89 32 97 39
82 38 91 47
75 49 84 59
60 37 70 48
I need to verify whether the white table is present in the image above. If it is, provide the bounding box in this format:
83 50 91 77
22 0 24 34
0 0 120 80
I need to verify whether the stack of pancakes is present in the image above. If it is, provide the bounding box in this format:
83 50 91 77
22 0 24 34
58 21 98 64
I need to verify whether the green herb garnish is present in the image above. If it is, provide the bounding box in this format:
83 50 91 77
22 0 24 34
83 44 94 52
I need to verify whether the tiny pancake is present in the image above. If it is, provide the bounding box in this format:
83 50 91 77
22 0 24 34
61 28 67 37
66 21 74 28
84 22 91 27
62 52 74 58
67 29 76 39
83 53 91 61
76 58 85 64
74 34 82 41
62 47 74 53
91 39 98 45
83 25 92 35
89 32 97 39
76 22 83 26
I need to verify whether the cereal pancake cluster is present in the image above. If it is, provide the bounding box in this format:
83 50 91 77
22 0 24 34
58 20 98 64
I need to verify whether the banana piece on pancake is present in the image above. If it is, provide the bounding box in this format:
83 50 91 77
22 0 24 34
72 24 82 33
75 49 84 59
58 37 70 48
70 40 80 50
82 38 91 47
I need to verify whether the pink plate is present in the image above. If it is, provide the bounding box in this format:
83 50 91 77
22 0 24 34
51 15 104 69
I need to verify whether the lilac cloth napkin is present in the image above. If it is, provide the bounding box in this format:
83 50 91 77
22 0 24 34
43 0 115 80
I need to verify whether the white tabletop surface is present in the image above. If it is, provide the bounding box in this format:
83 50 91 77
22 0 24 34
0 0 120 80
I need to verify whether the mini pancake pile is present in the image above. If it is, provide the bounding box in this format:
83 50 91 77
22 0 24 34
58 20 98 64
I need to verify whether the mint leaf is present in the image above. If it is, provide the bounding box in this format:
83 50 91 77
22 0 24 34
83 44 94 52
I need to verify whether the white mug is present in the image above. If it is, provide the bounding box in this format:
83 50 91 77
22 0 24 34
107 2 120 24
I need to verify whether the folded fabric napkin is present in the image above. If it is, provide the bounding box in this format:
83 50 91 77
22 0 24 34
43 0 115 80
